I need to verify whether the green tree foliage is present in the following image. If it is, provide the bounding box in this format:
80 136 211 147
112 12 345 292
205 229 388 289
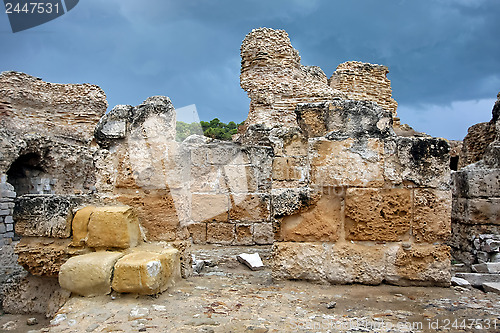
176 118 244 142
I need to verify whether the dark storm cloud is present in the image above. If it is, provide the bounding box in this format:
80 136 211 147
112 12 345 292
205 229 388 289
0 0 498 139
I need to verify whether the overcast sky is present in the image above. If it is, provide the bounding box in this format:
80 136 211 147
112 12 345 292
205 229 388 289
1 0 499 140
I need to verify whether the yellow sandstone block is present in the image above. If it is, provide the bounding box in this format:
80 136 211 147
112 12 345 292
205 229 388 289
87 206 140 249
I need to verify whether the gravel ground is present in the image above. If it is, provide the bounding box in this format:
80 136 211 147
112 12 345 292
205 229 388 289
1 245 500 333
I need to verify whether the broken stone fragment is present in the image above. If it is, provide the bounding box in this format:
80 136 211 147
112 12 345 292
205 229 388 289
112 246 181 295
471 262 500 274
58 251 124 297
237 253 264 271
451 277 471 288
483 282 500 295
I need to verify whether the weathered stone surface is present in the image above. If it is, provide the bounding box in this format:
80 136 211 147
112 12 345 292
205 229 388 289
413 189 452 243
191 194 229 222
58 251 124 297
14 237 86 277
117 191 181 242
454 198 500 225
187 222 207 244
392 137 450 189
206 223 235 245
472 262 500 274
451 277 471 288
269 127 308 157
455 273 500 287
345 188 411 241
235 224 254 245
279 192 341 242
272 242 448 286
94 105 132 147
459 122 496 169
237 253 264 271
2 275 71 318
296 100 394 139
71 206 96 246
483 282 500 295
229 194 270 222
329 61 398 122
310 138 385 187
253 223 274 245
272 156 307 181
393 245 451 286
0 71 107 145
271 188 318 218
14 195 86 238
453 168 500 199
87 206 141 249
112 246 180 295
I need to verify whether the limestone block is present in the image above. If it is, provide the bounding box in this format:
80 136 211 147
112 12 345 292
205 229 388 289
71 206 96 246
296 100 394 139
187 222 207 244
392 245 451 286
207 145 240 165
229 194 270 222
325 243 396 285
191 194 229 222
15 237 80 277
223 165 258 193
235 223 254 245
14 195 85 238
269 127 308 157
279 192 342 242
271 188 320 218
117 191 180 242
58 251 124 297
2 275 71 318
87 206 140 249
345 188 412 241
413 189 452 243
393 137 450 189
455 273 500 288
190 165 228 193
272 156 307 181
453 168 500 199
206 223 234 245
112 246 180 295
253 223 274 245
310 138 385 187
455 198 500 225
271 242 327 282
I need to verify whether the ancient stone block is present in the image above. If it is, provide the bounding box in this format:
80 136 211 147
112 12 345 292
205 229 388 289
190 165 228 193
94 105 132 147
117 190 181 241
455 198 500 225
14 195 85 238
229 194 270 222
58 251 124 297
392 245 451 286
235 224 254 245
15 237 77 277
271 188 320 218
413 189 452 243
253 223 274 245
271 242 327 282
279 193 342 242
71 206 96 246
453 168 500 199
296 100 393 139
191 194 229 222
272 156 307 181
223 165 258 193
2 275 71 318
345 188 411 241
87 206 140 249
394 137 450 189
310 138 385 187
187 222 207 245
269 127 308 157
325 243 395 285
112 246 180 295
206 223 234 245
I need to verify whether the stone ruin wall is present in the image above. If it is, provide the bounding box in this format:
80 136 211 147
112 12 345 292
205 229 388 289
0 27 483 311
0 72 107 246
329 61 400 126
451 93 500 267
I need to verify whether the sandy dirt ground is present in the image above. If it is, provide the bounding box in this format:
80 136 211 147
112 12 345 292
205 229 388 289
1 245 500 333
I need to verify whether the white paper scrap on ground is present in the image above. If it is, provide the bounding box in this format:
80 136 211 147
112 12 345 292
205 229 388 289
237 253 264 271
